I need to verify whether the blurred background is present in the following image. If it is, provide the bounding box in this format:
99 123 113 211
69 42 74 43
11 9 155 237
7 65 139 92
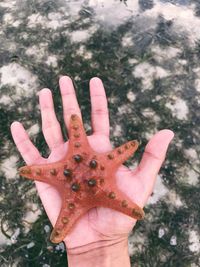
0 0 199 266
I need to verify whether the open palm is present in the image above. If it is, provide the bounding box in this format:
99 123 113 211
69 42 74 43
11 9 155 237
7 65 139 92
11 76 174 250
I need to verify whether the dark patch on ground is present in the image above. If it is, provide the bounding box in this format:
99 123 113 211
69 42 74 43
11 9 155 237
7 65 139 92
139 0 154 11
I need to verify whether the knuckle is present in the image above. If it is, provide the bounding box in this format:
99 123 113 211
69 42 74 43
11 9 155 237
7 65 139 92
93 109 108 116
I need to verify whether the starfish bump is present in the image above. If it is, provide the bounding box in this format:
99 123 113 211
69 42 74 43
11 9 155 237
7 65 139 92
19 114 144 243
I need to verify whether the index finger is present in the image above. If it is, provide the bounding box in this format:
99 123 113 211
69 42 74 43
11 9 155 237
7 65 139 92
10 121 45 165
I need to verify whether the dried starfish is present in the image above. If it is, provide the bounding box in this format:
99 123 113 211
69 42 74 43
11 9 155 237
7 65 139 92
19 114 144 243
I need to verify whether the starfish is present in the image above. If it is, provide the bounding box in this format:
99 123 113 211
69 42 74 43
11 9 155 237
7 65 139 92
19 114 144 243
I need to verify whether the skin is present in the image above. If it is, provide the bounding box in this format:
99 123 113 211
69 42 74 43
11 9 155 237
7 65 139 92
10 76 174 267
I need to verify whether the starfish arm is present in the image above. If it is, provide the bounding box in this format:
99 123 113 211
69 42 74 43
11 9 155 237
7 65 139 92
96 188 144 221
50 195 93 243
67 114 91 154
102 140 139 169
18 161 69 185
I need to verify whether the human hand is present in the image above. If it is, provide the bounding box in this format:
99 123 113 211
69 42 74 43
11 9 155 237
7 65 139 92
11 76 174 266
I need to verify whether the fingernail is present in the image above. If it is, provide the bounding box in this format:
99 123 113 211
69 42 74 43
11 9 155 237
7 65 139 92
90 77 102 85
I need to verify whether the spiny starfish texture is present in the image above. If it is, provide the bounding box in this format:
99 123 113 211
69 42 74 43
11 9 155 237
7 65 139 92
19 114 144 243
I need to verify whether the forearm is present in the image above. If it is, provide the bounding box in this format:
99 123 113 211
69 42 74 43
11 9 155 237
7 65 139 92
66 238 131 267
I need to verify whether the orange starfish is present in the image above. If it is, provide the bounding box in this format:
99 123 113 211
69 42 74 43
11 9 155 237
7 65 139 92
19 114 144 243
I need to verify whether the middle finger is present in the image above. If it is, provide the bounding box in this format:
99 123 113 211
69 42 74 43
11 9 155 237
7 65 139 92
59 76 82 130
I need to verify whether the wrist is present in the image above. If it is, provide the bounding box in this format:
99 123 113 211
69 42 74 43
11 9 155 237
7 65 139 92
66 237 131 267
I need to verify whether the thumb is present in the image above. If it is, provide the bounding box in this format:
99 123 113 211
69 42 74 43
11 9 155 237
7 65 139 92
136 129 174 196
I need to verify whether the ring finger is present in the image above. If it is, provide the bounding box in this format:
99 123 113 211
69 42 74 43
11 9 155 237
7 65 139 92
59 76 82 131
39 88 64 150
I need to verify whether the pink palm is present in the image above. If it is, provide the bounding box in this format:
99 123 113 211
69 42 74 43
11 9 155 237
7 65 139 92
10 76 174 250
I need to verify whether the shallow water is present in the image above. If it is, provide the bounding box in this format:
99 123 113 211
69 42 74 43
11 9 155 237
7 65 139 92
0 0 199 266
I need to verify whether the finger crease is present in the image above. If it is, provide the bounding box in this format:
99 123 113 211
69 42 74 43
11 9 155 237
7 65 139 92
64 108 80 114
92 109 108 115
144 150 163 161
42 123 60 131
23 151 41 163
92 94 106 98
17 138 29 146
62 92 76 96
41 106 53 111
